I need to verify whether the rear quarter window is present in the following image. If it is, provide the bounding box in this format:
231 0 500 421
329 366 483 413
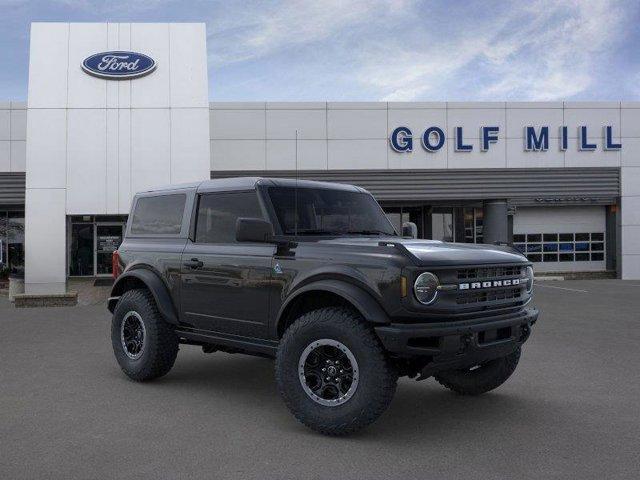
130 194 186 235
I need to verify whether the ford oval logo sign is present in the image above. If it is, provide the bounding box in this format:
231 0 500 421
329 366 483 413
82 51 156 80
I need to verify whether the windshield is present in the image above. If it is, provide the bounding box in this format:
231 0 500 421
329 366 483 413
267 187 397 236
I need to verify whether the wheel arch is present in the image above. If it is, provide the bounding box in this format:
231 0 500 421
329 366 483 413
276 279 390 338
108 269 179 325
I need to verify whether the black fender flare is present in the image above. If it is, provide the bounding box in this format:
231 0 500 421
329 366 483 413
108 269 179 325
276 279 390 334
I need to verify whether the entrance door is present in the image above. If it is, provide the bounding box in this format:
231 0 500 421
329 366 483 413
95 224 124 276
70 223 94 276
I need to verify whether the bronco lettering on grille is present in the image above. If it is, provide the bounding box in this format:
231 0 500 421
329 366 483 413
458 278 520 290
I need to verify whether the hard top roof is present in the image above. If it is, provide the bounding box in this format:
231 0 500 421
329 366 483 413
136 177 366 195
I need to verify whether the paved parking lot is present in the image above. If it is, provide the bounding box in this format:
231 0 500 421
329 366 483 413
1 280 639 479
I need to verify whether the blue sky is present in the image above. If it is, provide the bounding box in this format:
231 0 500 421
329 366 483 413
1 0 639 101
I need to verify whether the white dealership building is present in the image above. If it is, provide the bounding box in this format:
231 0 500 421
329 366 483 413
1 22 640 295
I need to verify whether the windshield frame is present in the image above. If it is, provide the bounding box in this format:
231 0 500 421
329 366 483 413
259 185 398 238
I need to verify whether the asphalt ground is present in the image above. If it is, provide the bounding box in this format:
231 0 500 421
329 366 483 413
1 280 639 479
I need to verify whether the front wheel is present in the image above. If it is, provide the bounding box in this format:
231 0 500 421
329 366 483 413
434 347 521 395
275 307 397 436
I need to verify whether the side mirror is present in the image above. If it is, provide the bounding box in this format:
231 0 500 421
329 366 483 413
236 217 274 243
402 221 418 239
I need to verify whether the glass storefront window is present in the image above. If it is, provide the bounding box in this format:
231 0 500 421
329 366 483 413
383 206 425 238
8 212 25 274
68 216 127 277
462 207 484 244
0 211 25 277
96 225 124 275
431 209 454 242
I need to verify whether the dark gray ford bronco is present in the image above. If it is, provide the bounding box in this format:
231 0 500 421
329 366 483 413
108 177 538 435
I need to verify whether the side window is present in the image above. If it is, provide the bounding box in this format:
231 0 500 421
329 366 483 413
130 194 186 235
195 192 264 243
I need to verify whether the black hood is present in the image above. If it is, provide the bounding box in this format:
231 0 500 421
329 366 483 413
316 236 528 267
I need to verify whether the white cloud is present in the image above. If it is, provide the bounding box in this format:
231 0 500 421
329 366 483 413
208 0 412 66
358 0 627 101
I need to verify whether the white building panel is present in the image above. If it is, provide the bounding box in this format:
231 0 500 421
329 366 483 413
621 225 640 255
105 23 119 108
117 109 132 213
621 196 640 226
211 140 265 171
67 23 108 109
621 107 640 138
10 109 26 141
266 109 326 140
564 142 621 168
210 109 265 140
0 109 9 140
328 139 387 169
130 108 171 193
130 23 171 108
106 108 119 213
621 254 640 279
25 109 67 189
621 166 640 196
0 141 9 171
25 188 66 294
117 23 132 109
170 108 211 184
66 109 107 214
266 139 328 170
27 23 68 108
621 138 640 167
328 109 387 139
169 23 209 108
11 141 26 172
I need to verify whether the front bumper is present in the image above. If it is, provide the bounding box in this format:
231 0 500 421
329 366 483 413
375 307 538 375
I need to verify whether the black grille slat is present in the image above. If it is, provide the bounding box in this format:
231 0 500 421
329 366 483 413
456 287 522 305
457 266 522 281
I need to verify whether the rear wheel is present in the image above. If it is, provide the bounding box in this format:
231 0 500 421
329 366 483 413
276 307 397 436
434 347 521 395
111 289 179 381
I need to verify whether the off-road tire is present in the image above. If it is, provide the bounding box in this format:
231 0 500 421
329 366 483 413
434 347 521 395
111 288 179 381
276 307 397 436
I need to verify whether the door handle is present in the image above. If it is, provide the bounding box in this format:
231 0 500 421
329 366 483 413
184 258 203 269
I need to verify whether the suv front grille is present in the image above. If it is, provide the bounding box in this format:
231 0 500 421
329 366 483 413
457 266 523 281
456 287 522 305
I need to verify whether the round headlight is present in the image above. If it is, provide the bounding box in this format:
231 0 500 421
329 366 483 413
414 272 440 305
525 266 534 293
